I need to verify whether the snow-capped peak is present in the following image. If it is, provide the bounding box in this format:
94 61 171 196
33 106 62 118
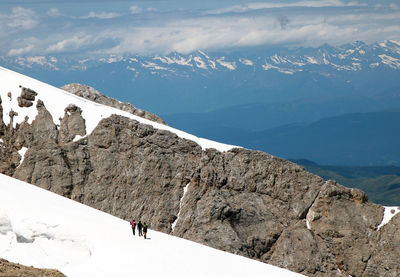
4 41 400 80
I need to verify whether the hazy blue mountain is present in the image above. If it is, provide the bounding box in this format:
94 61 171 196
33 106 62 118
2 41 400 166
164 110 400 166
251 111 400 166
2 40 400 118
162 88 400 131
290 159 400 206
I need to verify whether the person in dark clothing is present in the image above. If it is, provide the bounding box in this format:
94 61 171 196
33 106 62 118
137 221 143 237
130 219 136 236
143 223 148 239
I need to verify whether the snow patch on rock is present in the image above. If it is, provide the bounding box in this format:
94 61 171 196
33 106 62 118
377 206 400 230
17 147 28 166
171 183 190 231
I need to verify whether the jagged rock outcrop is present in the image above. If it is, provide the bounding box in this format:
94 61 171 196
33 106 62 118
61 83 165 124
17 86 38 107
0 96 20 175
1 87 399 277
59 104 86 143
0 258 66 277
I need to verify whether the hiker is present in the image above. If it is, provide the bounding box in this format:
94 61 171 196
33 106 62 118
130 219 136 235
143 223 148 239
138 220 143 237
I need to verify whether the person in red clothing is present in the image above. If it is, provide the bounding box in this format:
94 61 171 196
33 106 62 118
130 219 136 236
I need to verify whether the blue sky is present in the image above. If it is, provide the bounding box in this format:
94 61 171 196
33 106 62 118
1 0 399 57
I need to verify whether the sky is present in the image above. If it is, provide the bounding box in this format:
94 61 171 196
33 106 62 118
0 0 399 57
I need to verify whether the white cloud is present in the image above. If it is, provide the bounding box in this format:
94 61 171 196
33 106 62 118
130 6 142 14
82 11 121 19
46 35 93 53
8 45 34 56
47 8 61 17
1 1 399 57
102 11 396 55
207 0 365 14
4 7 37 30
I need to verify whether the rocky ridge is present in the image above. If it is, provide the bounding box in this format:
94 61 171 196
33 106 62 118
60 83 165 124
0 259 66 277
0 82 399 276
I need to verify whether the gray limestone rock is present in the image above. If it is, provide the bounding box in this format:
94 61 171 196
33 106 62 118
364 212 400 277
20 86 38 101
0 101 20 176
17 86 37 107
17 96 34 107
305 181 383 276
0 146 20 176
61 83 166 124
269 221 331 276
0 258 66 277
59 104 87 143
30 100 58 143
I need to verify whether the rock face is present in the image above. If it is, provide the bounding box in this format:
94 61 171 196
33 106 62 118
364 213 400 277
0 86 399 277
0 96 20 175
61 83 165 124
0 259 66 277
59 104 86 143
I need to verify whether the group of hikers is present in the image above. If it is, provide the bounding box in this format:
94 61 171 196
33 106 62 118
130 219 148 239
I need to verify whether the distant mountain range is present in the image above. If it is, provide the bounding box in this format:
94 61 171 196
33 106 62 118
2 40 399 166
1 39 399 115
3 40 400 76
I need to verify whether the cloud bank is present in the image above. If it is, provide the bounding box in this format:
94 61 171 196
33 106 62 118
1 1 399 57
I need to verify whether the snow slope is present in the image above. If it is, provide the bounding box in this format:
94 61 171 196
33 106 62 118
0 174 304 277
0 66 237 152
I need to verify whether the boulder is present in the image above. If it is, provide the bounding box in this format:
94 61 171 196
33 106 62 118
17 86 38 107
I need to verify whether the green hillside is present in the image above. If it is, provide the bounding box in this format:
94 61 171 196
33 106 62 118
291 159 400 206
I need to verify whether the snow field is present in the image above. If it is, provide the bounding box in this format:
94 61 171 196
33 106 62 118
0 174 304 276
